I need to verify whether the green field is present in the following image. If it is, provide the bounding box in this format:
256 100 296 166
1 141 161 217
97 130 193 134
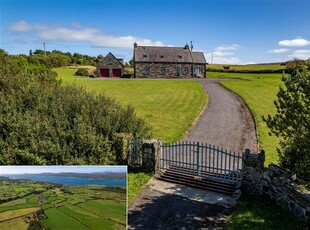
207 72 283 165
55 68 207 143
207 63 285 73
0 178 126 230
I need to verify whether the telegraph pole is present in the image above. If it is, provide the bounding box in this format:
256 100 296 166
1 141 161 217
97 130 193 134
43 42 46 57
211 53 214 64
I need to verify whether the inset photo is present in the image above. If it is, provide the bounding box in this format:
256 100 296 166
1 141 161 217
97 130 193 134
0 165 127 230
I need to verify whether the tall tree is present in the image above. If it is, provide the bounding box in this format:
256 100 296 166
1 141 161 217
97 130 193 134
263 60 310 180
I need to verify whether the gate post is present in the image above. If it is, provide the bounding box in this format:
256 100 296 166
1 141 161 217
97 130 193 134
241 149 265 195
141 139 161 173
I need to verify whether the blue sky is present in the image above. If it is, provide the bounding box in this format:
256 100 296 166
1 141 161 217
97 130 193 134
1 0 310 64
0 166 127 174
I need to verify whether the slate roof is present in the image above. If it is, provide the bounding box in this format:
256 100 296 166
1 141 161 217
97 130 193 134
134 45 206 64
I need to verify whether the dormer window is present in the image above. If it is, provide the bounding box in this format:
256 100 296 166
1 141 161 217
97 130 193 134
143 54 147 58
160 55 164 58
178 55 182 59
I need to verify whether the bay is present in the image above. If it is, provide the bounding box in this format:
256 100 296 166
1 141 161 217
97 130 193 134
6 174 126 187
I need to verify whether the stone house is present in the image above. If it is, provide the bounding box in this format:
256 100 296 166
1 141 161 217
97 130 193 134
133 43 207 78
97 52 124 77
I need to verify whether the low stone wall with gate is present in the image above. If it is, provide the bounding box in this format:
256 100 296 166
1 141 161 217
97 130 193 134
128 140 310 222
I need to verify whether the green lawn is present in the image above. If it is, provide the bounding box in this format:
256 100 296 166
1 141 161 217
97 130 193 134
207 72 283 166
55 68 207 143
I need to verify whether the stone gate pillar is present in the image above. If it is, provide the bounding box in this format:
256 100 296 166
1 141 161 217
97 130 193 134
241 149 265 195
141 139 161 173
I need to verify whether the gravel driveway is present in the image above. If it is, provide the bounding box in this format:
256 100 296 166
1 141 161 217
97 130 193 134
185 79 258 153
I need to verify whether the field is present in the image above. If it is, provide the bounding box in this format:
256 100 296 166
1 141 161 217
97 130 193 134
55 68 207 143
207 63 285 73
0 178 126 230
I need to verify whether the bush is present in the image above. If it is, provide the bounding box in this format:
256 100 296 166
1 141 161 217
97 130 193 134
0 49 151 165
263 60 310 180
75 68 89 76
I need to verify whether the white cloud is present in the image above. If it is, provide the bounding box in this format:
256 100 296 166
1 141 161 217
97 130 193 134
288 49 310 59
215 44 240 51
213 51 234 56
206 44 250 64
269 48 289 54
279 38 310 47
9 21 47 32
9 21 164 48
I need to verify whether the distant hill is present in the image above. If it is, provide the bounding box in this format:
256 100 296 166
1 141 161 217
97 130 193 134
40 172 126 180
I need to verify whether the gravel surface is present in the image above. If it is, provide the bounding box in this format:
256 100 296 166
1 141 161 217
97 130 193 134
128 188 230 230
185 79 258 153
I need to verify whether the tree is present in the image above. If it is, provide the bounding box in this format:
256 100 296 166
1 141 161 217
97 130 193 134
263 60 310 180
75 68 89 76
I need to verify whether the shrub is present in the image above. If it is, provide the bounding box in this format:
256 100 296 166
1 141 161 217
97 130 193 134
0 49 151 165
75 68 89 76
263 60 310 180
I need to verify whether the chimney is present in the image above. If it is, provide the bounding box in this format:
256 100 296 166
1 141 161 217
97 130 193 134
134 42 137 48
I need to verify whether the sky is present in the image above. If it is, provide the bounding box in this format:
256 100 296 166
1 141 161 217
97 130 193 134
0 166 127 174
1 0 310 64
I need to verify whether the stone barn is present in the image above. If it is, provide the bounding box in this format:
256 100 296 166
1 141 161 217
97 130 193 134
97 52 124 78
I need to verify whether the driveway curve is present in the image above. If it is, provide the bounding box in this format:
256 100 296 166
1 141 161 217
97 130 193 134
185 78 258 153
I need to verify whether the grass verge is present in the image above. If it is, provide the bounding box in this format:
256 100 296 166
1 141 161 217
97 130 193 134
226 195 309 230
128 169 153 204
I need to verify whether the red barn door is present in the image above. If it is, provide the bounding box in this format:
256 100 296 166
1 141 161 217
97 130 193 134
112 69 122 77
100 69 109 77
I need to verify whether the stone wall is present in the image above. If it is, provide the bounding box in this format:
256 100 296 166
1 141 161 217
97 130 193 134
262 164 310 221
242 149 310 222
135 62 206 78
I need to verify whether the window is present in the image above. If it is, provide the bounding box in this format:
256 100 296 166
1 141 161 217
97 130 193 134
160 55 164 58
183 67 189 75
160 67 166 74
144 67 150 75
178 55 182 59
174 67 180 76
108 58 113 65
194 67 203 75
143 54 148 58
